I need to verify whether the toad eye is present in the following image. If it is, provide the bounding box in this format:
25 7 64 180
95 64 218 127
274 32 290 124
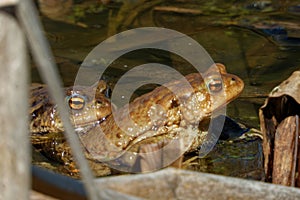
207 78 223 93
66 94 86 110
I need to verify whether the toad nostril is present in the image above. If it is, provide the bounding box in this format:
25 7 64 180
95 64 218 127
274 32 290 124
231 77 236 81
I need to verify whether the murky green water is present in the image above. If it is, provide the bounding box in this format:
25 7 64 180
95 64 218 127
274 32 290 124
32 0 300 180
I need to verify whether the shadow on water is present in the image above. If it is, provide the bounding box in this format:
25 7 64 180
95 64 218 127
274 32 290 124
32 0 300 182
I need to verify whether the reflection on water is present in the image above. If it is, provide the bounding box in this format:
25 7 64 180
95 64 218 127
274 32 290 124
184 132 264 181
32 0 300 179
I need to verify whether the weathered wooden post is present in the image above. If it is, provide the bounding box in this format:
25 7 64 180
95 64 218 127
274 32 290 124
0 0 30 199
260 70 300 186
17 0 102 199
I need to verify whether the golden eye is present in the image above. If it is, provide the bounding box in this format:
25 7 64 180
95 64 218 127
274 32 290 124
66 94 86 110
207 78 223 93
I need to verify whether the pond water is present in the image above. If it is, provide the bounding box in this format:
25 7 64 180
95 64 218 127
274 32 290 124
32 0 300 180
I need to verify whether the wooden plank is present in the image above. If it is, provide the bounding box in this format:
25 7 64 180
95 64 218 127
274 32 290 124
0 0 18 7
272 116 298 186
30 190 58 200
94 168 300 199
0 11 29 200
